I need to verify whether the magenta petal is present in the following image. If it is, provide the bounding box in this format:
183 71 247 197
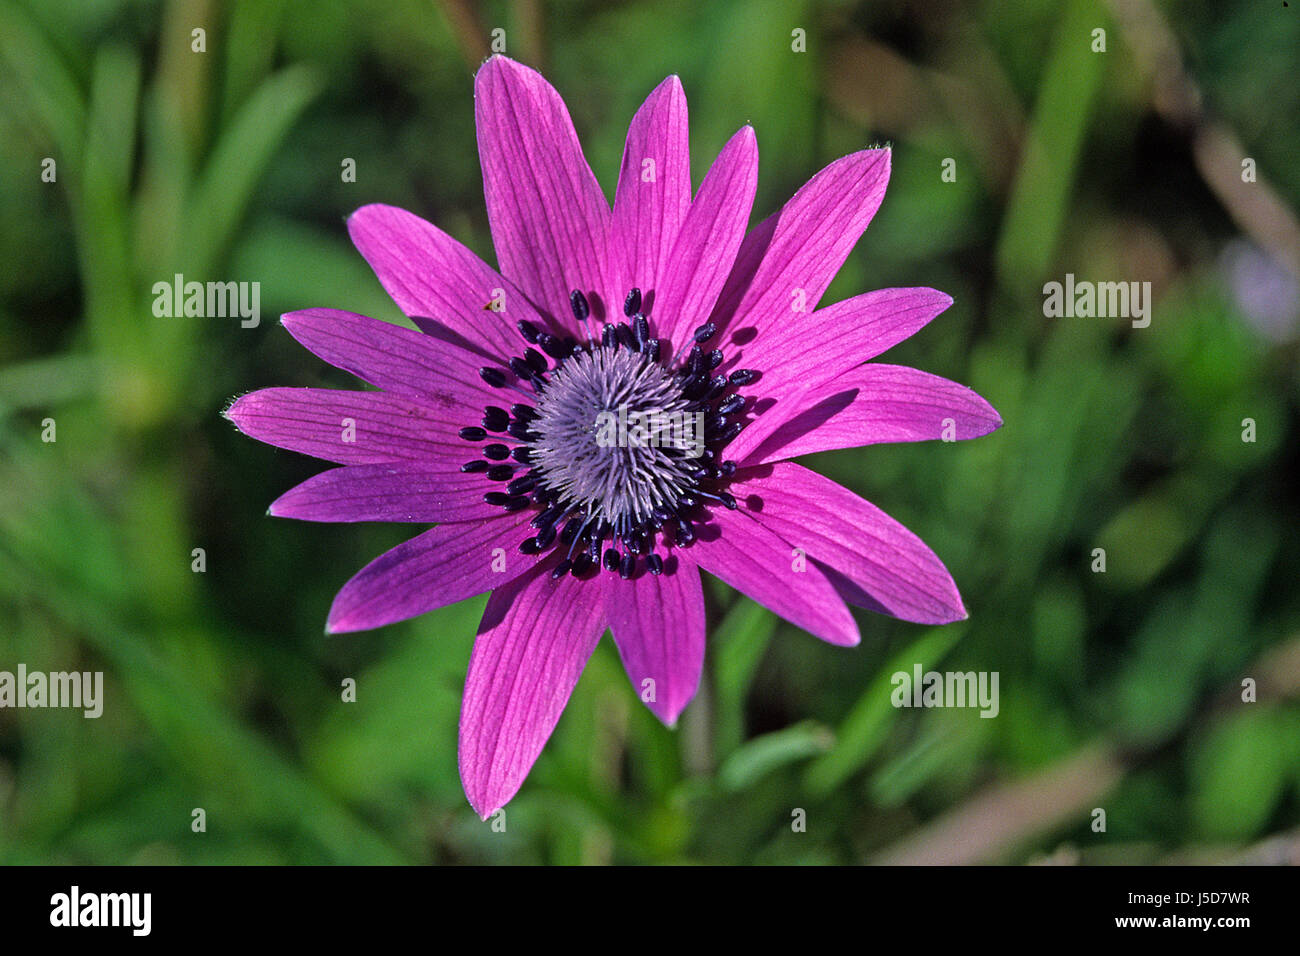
741 363 1003 465
459 563 608 817
282 308 508 410
270 462 504 524
347 203 550 357
475 56 613 325
655 125 759 349
725 287 954 462
732 463 966 625
326 512 536 633
689 509 859 646
610 76 691 305
606 559 705 727
225 387 466 464
711 148 890 339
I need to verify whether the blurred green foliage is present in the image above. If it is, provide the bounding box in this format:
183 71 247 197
1 0 1297 864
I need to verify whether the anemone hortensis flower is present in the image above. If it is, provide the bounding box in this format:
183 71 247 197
226 56 1002 817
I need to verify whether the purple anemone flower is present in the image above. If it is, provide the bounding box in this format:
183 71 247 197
226 56 1001 818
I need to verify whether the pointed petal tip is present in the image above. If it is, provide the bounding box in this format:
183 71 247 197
653 73 684 94
344 203 388 236
325 605 382 634
344 203 368 222
834 624 862 648
279 309 316 332
345 202 410 238
652 700 689 729
221 394 245 425
461 769 503 821
324 608 359 635
936 589 969 624
467 792 499 821
475 53 526 83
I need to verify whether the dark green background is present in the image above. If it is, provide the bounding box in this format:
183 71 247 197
1 0 1298 864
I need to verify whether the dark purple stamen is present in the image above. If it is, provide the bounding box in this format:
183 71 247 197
687 345 703 375
624 287 642 316
717 422 744 444
479 366 507 388
538 333 568 359
523 348 548 374
506 475 536 496
717 394 745 415
570 290 590 324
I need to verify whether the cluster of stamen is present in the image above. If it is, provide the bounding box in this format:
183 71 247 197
456 287 756 581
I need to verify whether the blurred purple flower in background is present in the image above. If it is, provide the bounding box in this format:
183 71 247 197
1220 238 1300 343
226 56 1001 816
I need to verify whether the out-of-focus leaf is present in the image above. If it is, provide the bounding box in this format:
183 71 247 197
1190 707 1294 841
0 0 86 158
994 0 1105 287
712 598 778 757
805 624 966 795
220 0 289 125
718 721 833 792
186 65 321 274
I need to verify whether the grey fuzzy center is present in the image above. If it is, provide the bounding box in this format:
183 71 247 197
528 346 699 528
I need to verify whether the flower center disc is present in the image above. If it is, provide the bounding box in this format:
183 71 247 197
529 346 700 527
